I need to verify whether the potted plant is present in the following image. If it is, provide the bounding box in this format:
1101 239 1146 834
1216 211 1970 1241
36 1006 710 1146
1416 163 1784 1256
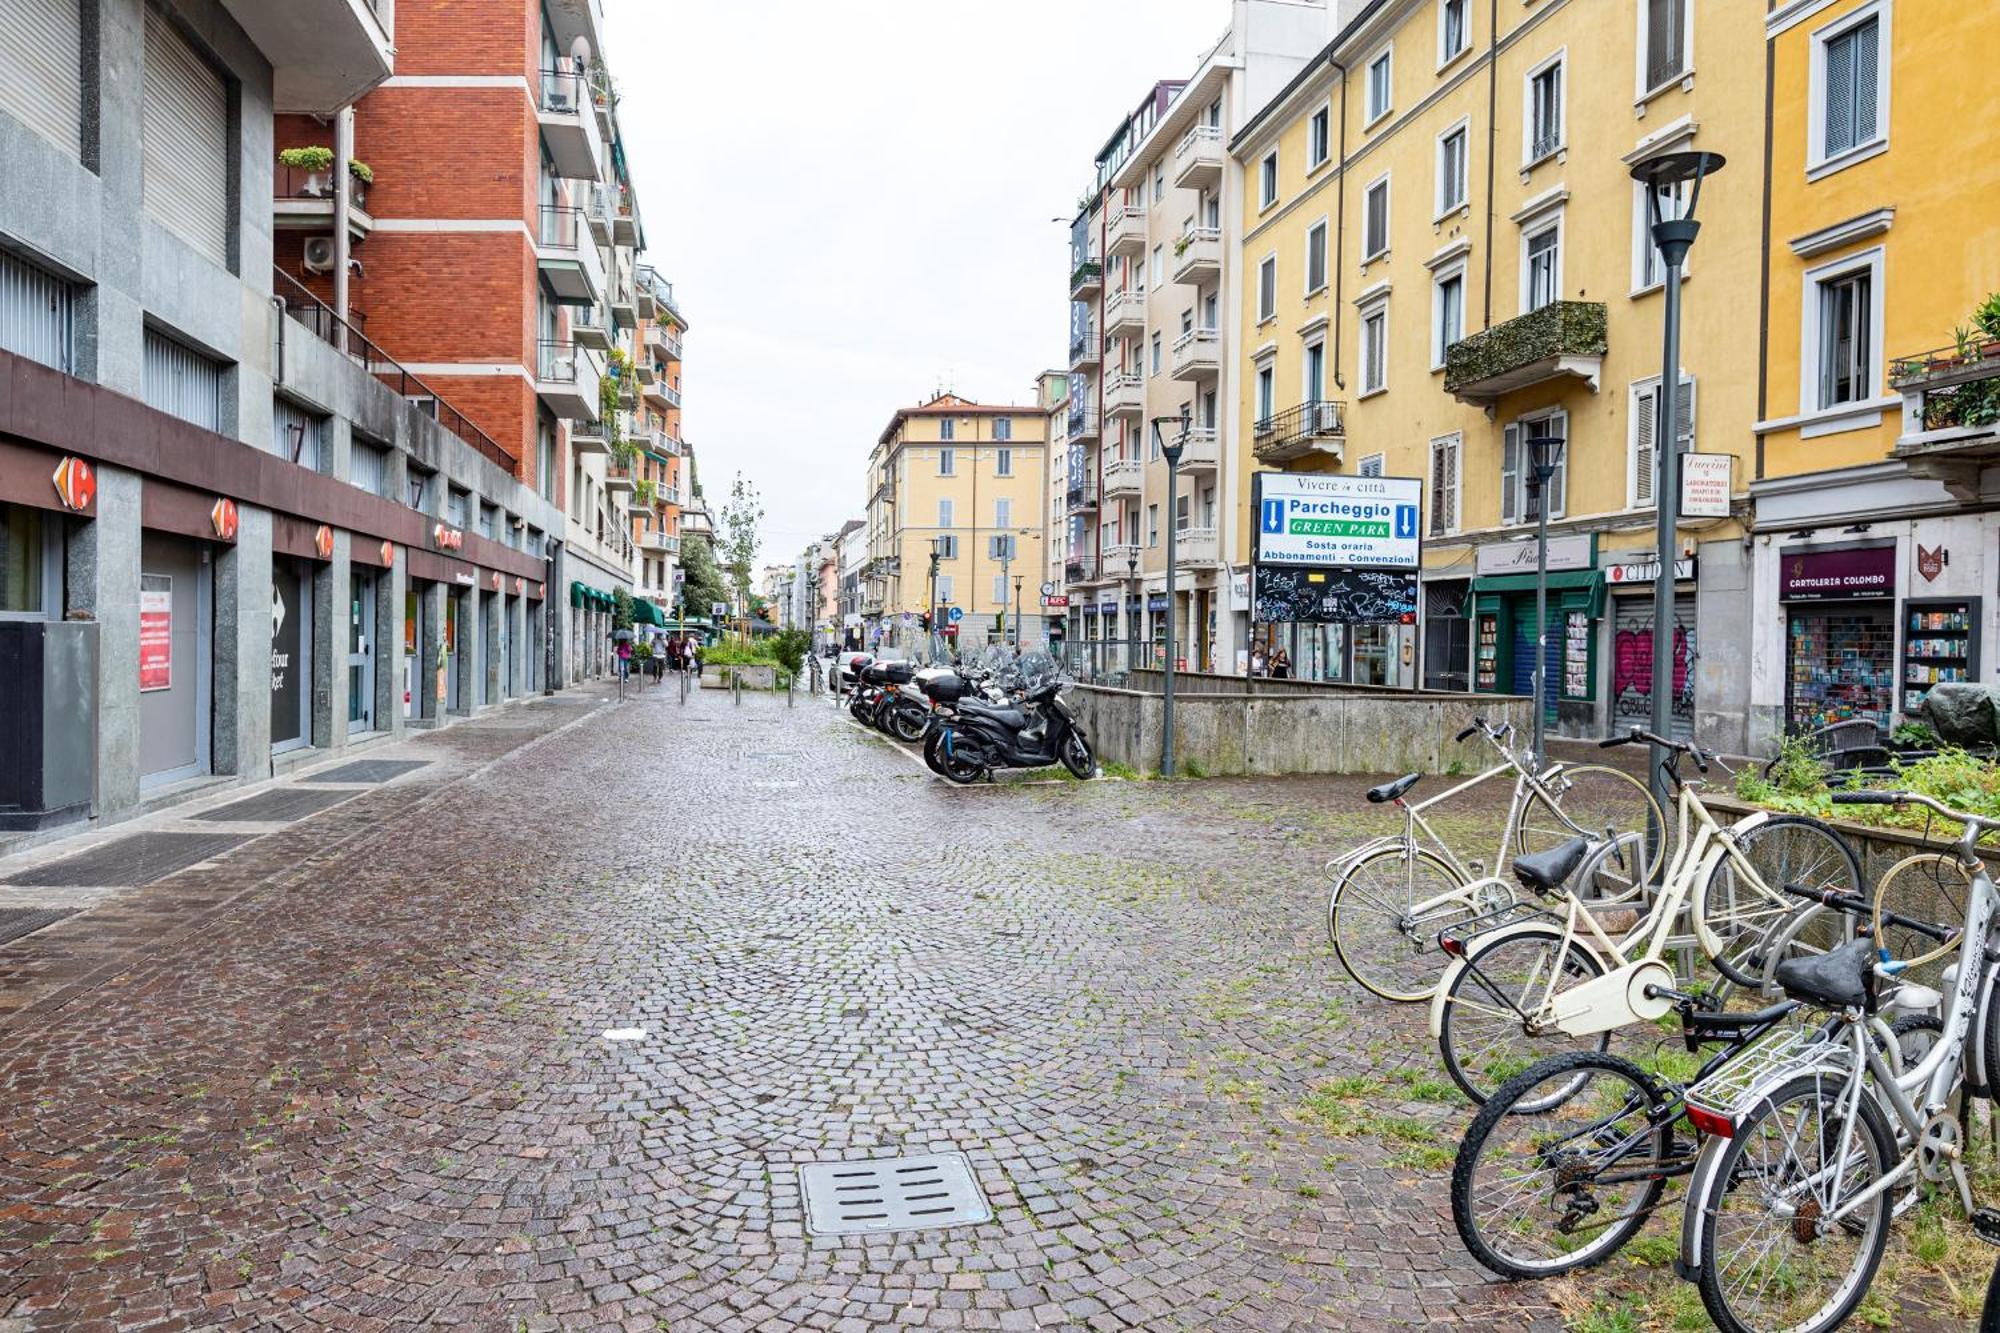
348 159 373 207
278 145 334 196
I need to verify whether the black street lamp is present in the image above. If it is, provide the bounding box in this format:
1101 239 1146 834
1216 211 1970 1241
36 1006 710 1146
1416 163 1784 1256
1152 409 1190 777
1630 147 1725 816
1524 431 1568 768
1125 547 1138 674
927 537 943 663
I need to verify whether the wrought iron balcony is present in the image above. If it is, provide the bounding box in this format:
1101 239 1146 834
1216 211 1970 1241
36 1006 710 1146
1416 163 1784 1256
536 63 603 182
1444 300 1606 406
1067 406 1100 442
1252 399 1345 465
1066 481 1099 514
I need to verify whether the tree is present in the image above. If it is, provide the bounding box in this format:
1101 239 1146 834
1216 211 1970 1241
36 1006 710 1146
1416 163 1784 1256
719 474 764 611
677 533 729 620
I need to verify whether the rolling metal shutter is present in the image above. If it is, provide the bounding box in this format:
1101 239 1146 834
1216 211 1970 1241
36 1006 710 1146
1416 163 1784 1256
0 0 83 158
144 328 223 431
142 6 229 264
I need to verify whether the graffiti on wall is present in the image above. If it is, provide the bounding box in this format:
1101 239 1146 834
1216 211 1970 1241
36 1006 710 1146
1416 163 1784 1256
1612 601 1694 726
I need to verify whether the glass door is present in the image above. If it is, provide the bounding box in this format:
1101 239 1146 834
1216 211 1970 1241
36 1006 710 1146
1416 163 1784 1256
348 570 375 733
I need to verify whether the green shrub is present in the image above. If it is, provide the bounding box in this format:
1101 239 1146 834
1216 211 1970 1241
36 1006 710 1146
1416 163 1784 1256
770 628 810 674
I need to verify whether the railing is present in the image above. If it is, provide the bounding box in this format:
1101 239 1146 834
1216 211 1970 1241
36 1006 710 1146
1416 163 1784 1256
275 158 368 209
587 61 615 115
1069 323 1100 365
1176 124 1223 161
1066 481 1100 512
1890 340 2000 433
1255 399 1346 447
1171 327 1219 361
538 63 589 115
538 204 586 248
1530 129 1561 162
1066 406 1100 437
1443 300 1606 397
1070 258 1103 291
1101 543 1141 572
272 266 513 474
1064 558 1097 585
536 339 590 384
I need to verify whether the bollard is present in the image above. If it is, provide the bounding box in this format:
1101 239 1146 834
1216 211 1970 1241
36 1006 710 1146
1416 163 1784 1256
786 673 794 708
732 671 741 706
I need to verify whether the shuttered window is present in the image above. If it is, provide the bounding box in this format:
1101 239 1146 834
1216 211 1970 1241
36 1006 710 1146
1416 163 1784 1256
1631 377 1694 507
350 440 388 497
1364 180 1390 258
143 7 231 265
273 397 323 471
1824 17 1879 157
0 0 82 158
0 248 74 373
144 329 223 430
1429 436 1459 536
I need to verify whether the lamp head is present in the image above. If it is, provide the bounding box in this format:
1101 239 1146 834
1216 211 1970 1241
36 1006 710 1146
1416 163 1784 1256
1152 412 1189 467
1631 149 1725 265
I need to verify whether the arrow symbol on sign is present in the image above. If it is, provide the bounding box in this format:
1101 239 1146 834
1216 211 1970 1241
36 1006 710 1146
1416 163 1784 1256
271 583 287 639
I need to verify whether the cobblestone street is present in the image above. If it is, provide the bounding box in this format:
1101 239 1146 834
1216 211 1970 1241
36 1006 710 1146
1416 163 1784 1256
0 683 1569 1331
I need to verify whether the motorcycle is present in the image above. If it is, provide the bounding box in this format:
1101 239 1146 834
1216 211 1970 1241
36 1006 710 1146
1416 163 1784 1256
934 654 1095 785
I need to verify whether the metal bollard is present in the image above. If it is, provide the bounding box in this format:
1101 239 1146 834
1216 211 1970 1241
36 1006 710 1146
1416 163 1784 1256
732 672 741 706
786 673 794 708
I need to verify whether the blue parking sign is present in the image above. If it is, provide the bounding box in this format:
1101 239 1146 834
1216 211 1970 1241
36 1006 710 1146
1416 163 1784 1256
1261 498 1285 533
1395 504 1418 540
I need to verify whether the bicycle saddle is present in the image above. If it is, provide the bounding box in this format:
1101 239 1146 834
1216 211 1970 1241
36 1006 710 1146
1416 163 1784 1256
1511 837 1592 894
1772 938 1878 1010
1367 773 1421 804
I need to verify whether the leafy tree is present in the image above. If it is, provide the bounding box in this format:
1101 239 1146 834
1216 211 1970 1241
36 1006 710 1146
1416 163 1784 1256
770 627 810 674
677 533 730 620
612 586 634 632
720 474 764 609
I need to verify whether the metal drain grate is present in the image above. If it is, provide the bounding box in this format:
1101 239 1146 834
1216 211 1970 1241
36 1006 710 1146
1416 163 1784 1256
307 759 430 784
192 787 359 823
799 1152 992 1236
0 832 249 887
0 907 76 946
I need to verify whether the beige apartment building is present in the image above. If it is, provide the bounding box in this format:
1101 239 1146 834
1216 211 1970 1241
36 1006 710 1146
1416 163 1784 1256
861 395 1049 654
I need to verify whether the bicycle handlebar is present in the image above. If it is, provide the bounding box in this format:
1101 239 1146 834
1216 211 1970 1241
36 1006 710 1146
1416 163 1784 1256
1455 716 1487 744
1781 882 1957 944
1598 726 1709 773
1830 789 2000 840
1830 790 1902 806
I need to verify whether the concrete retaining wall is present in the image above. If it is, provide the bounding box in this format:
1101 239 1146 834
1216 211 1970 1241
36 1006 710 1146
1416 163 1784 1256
1069 683 1535 777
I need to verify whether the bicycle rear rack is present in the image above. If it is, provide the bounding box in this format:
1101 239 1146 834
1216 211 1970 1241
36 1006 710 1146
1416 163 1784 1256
1436 899 1566 955
1682 1025 1851 1122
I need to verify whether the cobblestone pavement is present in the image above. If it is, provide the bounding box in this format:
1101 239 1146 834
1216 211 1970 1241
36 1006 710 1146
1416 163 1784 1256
0 680 1586 1331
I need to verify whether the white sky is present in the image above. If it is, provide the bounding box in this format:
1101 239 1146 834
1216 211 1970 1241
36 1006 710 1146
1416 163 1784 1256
607 0 1227 563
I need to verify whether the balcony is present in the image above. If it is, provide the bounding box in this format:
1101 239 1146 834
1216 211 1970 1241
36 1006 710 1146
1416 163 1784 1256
1172 124 1225 192
1105 289 1146 338
585 182 615 245
1890 340 2000 501
1170 327 1220 382
1177 425 1220 472
1253 399 1346 466
1102 457 1143 500
609 271 638 330
1444 300 1607 407
605 464 635 496
572 301 612 351
1104 372 1145 420
657 484 683 507
1063 559 1097 586
537 205 606 307
273 155 373 237
587 62 616 135
1069 322 1100 372
1107 202 1147 258
1174 526 1221 568
649 429 682 458
1070 258 1103 300
543 0 607 84
1171 228 1221 287
221 0 392 114
1067 407 1100 443
1100 543 1141 576
1066 481 1100 515
633 359 656 386
536 64 604 182
610 185 640 248
643 380 682 413
647 320 682 364
569 419 610 458
535 340 601 421
642 531 681 556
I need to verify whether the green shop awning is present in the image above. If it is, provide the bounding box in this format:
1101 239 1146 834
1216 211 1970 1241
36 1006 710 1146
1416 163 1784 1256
569 581 618 611
632 599 665 626
1470 569 1605 617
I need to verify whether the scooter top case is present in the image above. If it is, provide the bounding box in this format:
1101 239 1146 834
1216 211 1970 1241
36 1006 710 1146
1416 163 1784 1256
880 661 919 685
917 669 968 703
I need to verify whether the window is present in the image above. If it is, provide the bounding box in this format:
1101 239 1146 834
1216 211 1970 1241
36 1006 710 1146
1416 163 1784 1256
1360 303 1388 396
995 497 1012 528
1304 340 1326 403
1175 494 1190 531
1202 292 1219 330
937 574 953 603
143 328 224 431
937 534 958 560
1257 255 1277 321
0 249 74 373
993 575 1009 606
1366 48 1393 124
1363 176 1390 260
1151 244 1164 287
1147 504 1160 548
1428 435 1461 536
1153 164 1165 203
938 418 955 441
1817 267 1874 408
446 488 469 528
1440 0 1469 64
1630 375 1695 507
1359 453 1385 478
938 497 955 528
1305 220 1328 294
989 534 1016 560
1256 363 1276 426
0 502 57 618
1437 124 1468 215
1640 0 1690 94
1524 221 1561 312
1309 107 1331 168
273 398 324 471
1633 177 1688 290
993 416 1012 441
1813 7 1886 171
0 0 83 158
1150 332 1162 376
995 447 1013 476
143 7 230 265
1433 268 1465 367
351 440 389 497
1260 151 1279 208
938 446 955 475
1501 411 1567 524
1526 53 1565 164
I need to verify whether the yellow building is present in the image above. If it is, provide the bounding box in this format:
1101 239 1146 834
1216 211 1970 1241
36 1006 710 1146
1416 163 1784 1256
1747 0 2000 748
861 394 1049 653
1230 0 1765 746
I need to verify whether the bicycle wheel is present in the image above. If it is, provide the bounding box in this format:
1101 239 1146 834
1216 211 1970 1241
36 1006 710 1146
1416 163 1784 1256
1695 1071 1894 1333
1453 1051 1672 1279
1327 846 1475 1003
1702 815 1862 990
1872 852 1970 989
1517 765 1667 902
1438 929 1610 1105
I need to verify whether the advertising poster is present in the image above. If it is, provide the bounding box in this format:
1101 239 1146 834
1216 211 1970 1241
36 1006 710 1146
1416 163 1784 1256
139 576 173 692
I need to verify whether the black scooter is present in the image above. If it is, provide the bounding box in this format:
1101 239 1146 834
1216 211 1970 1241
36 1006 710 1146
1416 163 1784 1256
935 679 1095 784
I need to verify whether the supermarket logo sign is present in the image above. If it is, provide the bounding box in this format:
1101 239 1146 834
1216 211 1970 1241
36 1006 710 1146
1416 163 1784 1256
1254 473 1422 569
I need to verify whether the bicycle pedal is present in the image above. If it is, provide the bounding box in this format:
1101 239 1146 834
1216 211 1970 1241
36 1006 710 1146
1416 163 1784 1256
1972 1208 2000 1246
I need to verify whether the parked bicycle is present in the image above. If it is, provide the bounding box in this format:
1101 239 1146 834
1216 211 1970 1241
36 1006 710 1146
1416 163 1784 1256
1326 715 1668 1004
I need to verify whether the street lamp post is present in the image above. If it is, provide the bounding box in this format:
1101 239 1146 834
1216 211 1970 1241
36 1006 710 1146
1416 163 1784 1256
1524 432 1569 769
1013 574 1024 653
927 538 942 663
1124 549 1138 676
1152 411 1190 778
1631 148 1726 817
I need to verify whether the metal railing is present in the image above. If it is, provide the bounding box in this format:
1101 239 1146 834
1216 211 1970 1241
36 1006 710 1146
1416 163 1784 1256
538 204 586 248
1255 398 1346 446
539 63 589 115
536 339 590 384
275 159 368 208
272 267 513 474
1066 481 1099 513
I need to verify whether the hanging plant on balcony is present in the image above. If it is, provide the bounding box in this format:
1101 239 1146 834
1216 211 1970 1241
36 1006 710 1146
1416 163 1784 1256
279 145 334 172
635 478 656 506
348 160 374 185
1174 234 1193 259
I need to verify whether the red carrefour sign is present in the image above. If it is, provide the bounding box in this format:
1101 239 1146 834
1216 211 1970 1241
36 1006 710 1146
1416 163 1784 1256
433 523 464 552
380 540 396 568
52 457 95 511
209 497 239 541
314 524 335 560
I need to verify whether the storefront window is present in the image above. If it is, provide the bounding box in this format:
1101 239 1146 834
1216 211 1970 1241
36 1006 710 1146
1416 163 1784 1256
1 503 49 616
1788 609 1894 732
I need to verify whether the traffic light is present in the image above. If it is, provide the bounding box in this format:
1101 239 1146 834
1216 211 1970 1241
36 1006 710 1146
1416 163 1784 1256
918 612 931 632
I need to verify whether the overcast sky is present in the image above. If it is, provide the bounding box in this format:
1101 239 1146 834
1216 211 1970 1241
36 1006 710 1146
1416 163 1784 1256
607 0 1227 564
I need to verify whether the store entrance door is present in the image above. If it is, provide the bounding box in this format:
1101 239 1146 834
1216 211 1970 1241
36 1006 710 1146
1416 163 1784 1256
1611 594 1696 741
271 556 313 752
348 568 376 733
403 585 423 719
138 533 212 785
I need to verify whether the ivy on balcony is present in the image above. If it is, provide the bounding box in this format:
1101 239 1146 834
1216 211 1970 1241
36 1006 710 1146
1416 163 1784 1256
1444 300 1607 400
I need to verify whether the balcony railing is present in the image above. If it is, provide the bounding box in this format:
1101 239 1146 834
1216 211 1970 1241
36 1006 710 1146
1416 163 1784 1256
1171 227 1221 285
1101 543 1141 574
1066 481 1099 513
1178 425 1220 469
1889 339 2000 497
1444 300 1606 406
1069 323 1100 369
1064 558 1098 585
1070 258 1103 297
1175 526 1221 567
1102 457 1142 497
1170 327 1220 380
272 266 515 474
538 203 585 248
1173 124 1224 190
1066 406 1100 440
538 63 589 116
1252 398 1347 465
274 158 369 210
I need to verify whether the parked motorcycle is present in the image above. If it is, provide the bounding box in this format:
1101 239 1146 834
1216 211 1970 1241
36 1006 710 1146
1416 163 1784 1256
934 654 1095 784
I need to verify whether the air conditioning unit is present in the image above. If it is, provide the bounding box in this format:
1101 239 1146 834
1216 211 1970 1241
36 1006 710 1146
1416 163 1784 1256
303 236 337 274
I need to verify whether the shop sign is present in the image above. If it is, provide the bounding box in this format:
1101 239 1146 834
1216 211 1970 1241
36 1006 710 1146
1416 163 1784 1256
1231 570 1250 601
314 524 335 560
51 456 95 511
1918 545 1947 582
1253 472 1422 569
209 497 238 541
139 577 172 692
1681 454 1733 518
1476 534 1594 576
1604 558 1696 585
453 571 476 586
491 571 503 592
381 540 396 568
1780 545 1896 601
1096 599 1118 613
433 523 465 552
1041 594 1070 609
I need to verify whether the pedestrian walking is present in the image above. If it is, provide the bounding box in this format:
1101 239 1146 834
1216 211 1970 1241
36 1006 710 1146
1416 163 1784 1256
1270 646 1292 680
665 637 682 674
1250 644 1268 677
616 637 633 680
689 640 703 679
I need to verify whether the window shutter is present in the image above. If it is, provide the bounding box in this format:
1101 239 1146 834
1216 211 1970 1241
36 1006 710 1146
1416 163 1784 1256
143 329 223 431
0 249 74 373
1674 377 1695 453
143 8 230 265
0 0 82 158
1633 387 1656 506
1851 19 1879 145
1547 417 1568 517
1501 425 1520 524
1826 28 1858 155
